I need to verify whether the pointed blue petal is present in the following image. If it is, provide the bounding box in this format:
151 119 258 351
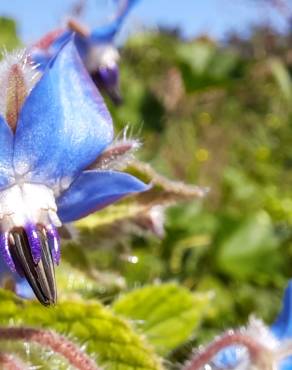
50 31 73 51
33 32 90 71
57 170 150 223
90 0 140 42
90 23 120 42
0 115 14 189
280 357 292 370
14 39 113 186
31 30 73 71
271 281 292 340
74 34 90 60
32 52 51 71
50 31 90 61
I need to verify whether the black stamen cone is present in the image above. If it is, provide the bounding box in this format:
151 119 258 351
91 72 123 106
9 227 57 306
108 88 123 106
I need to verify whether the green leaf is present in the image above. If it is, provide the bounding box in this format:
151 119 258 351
113 283 211 355
269 57 292 101
0 289 162 370
176 41 242 92
0 17 21 51
216 211 282 280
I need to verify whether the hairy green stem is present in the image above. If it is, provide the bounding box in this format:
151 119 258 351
0 352 28 370
0 327 99 370
183 331 273 370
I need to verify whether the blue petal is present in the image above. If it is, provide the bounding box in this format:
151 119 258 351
0 115 14 189
0 261 34 299
33 32 90 71
15 279 35 299
90 0 140 42
50 31 73 52
14 39 113 186
271 281 292 340
31 30 72 71
74 34 91 60
271 281 292 369
56 170 150 223
32 51 52 71
212 346 245 369
280 357 292 370
50 31 91 61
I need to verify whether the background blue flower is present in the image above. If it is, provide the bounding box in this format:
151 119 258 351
30 0 140 104
213 281 292 369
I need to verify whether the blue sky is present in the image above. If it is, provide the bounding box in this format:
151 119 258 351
0 0 289 44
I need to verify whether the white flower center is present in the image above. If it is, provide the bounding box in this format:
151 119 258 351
0 182 61 230
246 316 280 351
85 44 120 72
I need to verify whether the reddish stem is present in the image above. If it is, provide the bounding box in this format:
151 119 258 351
183 331 270 370
0 353 28 370
0 327 99 370
67 18 90 37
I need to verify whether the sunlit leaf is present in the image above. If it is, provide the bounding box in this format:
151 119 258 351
0 289 162 370
113 283 212 355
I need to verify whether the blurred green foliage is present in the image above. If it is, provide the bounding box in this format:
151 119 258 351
0 14 292 369
0 17 20 51
110 27 292 349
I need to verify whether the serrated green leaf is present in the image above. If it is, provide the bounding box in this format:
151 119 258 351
113 283 211 355
0 289 162 370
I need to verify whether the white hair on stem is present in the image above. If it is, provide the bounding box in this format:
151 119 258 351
88 124 142 171
0 48 40 119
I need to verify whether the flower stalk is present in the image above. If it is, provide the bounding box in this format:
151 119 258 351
183 331 274 370
0 352 28 370
0 327 99 370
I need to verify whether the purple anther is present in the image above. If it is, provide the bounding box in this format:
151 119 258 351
46 224 61 265
92 65 122 105
25 224 42 264
98 65 119 87
0 232 16 272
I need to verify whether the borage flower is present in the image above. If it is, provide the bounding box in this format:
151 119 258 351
0 39 149 306
184 281 292 370
30 0 139 104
